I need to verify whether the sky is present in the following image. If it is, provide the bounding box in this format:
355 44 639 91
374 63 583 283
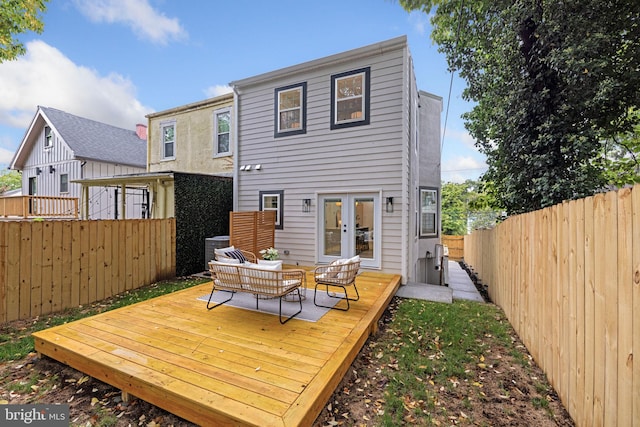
0 0 487 183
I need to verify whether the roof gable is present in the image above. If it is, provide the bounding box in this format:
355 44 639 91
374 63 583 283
11 106 146 169
40 107 146 167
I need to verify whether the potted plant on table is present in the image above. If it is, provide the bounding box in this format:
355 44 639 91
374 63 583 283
260 247 279 260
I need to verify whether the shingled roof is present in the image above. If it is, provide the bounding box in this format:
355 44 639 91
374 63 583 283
39 106 146 167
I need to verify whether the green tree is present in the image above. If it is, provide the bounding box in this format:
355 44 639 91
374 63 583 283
0 170 21 193
599 109 640 188
441 180 501 234
400 0 640 214
441 181 467 235
0 0 49 62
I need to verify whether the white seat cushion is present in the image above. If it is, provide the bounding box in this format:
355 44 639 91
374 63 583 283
257 259 283 269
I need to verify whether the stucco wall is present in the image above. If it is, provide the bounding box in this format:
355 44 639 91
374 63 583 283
147 94 234 176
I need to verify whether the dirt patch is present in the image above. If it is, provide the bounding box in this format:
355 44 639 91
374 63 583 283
312 297 574 426
1 354 195 426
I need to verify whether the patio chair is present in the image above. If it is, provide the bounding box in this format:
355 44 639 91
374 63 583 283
207 261 305 324
313 257 361 311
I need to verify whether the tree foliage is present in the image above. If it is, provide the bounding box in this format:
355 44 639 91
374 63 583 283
401 0 640 214
0 170 21 193
441 181 468 235
599 108 640 188
441 179 501 235
0 0 49 62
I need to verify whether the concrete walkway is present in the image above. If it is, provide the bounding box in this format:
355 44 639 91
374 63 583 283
395 260 485 303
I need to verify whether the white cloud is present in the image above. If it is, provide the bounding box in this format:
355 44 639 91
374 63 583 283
446 128 479 151
0 147 15 165
204 85 233 98
73 0 187 45
408 11 429 36
442 155 486 172
0 40 153 132
441 155 488 183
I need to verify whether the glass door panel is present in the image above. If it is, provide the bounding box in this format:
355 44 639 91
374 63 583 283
318 193 380 268
354 197 374 259
322 198 342 257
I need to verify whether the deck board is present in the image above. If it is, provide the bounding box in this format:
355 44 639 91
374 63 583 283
33 271 400 426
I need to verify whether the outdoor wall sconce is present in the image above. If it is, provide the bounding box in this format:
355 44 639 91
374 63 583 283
49 165 55 173
302 198 311 213
386 197 394 213
36 167 42 175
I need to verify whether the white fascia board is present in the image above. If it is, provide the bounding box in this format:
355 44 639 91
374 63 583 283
230 36 407 90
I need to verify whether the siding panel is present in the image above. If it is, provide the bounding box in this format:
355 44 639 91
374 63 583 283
236 43 407 271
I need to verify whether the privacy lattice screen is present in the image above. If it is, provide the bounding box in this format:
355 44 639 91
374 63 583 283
229 211 275 256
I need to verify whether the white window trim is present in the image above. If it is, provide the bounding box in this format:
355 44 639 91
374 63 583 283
213 108 232 157
259 190 284 229
44 126 53 149
60 173 69 193
275 82 306 138
160 121 176 161
331 67 370 129
420 187 438 238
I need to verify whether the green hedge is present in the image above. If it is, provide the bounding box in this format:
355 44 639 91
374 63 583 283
173 173 233 276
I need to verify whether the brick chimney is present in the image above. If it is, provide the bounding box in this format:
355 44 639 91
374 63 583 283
136 124 147 140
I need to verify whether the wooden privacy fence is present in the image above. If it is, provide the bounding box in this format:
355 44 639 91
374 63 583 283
441 235 464 261
464 184 639 427
229 211 276 256
0 219 176 323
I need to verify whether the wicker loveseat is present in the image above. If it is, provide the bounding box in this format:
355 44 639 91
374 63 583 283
207 260 306 324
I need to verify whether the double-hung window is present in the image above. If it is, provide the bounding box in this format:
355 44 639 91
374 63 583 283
44 126 53 149
259 190 284 229
275 83 306 137
214 109 231 156
60 174 69 193
161 122 175 160
419 187 438 238
331 67 370 129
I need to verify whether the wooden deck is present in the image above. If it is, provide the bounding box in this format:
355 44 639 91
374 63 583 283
33 271 400 426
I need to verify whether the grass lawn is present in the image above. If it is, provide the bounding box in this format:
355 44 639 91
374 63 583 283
0 278 573 426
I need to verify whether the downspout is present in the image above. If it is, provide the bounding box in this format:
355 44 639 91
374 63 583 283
120 183 126 220
400 44 411 283
80 161 87 219
232 85 240 212
146 117 152 173
156 178 165 218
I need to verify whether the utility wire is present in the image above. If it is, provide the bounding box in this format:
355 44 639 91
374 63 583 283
441 0 466 152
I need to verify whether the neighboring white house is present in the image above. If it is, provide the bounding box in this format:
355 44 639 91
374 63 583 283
10 106 148 219
230 36 443 284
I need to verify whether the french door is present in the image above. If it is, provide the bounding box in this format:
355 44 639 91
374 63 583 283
318 193 380 268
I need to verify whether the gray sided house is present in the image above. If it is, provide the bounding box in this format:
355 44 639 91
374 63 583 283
10 106 148 219
230 36 443 284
